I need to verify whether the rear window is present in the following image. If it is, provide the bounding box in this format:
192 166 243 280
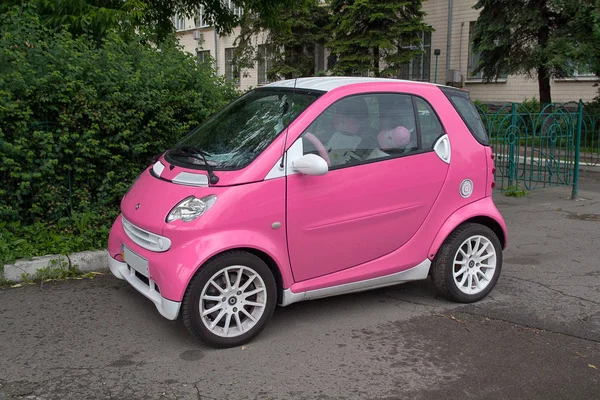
441 88 488 145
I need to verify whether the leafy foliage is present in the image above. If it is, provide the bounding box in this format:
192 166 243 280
0 4 239 227
584 94 600 116
0 0 298 42
327 0 432 77
0 209 117 267
233 0 331 80
472 0 597 105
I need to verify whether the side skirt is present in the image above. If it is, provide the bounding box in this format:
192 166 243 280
279 259 431 307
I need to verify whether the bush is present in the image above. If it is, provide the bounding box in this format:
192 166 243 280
584 89 600 116
0 4 239 225
518 97 541 114
0 209 118 267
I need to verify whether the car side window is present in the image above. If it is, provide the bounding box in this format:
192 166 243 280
414 97 444 149
300 93 423 169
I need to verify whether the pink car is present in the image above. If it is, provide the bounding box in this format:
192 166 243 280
108 77 507 348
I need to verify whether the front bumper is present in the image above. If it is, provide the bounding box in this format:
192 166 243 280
108 254 181 320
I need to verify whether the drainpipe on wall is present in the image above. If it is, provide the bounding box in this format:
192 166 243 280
446 0 453 82
459 22 464 73
214 29 219 74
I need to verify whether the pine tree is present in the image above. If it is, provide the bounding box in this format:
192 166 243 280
472 0 597 106
327 0 432 77
233 0 331 80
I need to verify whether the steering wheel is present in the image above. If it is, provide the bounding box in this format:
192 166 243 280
303 132 331 166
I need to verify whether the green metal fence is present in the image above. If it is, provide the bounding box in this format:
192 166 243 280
476 101 600 198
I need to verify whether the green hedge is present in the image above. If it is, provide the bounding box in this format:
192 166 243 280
0 5 239 226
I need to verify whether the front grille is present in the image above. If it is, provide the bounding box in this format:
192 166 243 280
122 216 171 252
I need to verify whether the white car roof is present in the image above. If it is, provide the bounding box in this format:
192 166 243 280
263 76 439 92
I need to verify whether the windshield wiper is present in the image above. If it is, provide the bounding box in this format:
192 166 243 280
170 145 220 185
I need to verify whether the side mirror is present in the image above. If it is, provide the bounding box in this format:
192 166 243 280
292 154 329 176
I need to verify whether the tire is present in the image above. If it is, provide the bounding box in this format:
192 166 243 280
182 251 277 348
430 222 503 303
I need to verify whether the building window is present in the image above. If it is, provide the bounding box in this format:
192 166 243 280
352 69 371 77
468 21 507 80
315 44 326 75
327 54 338 70
573 69 596 77
197 50 211 64
172 14 186 31
227 0 242 18
195 5 210 28
568 59 596 78
225 47 240 85
258 44 275 85
398 30 431 82
467 22 482 79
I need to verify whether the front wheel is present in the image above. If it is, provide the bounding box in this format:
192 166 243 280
182 251 277 348
430 223 502 303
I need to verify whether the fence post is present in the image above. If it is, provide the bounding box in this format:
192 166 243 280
508 103 517 189
571 100 583 200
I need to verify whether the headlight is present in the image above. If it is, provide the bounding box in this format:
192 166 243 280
166 195 217 223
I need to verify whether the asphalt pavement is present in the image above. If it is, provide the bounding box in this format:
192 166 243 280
1 171 599 400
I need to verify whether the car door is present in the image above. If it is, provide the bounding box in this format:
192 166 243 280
286 93 450 282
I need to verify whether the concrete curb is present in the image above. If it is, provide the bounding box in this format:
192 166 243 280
2 250 108 283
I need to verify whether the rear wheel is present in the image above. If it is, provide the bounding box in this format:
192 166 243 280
182 251 277 348
431 223 502 303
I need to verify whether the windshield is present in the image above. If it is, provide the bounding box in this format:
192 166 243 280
166 88 322 170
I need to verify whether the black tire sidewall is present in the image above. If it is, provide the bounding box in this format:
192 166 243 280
182 251 277 348
435 223 503 303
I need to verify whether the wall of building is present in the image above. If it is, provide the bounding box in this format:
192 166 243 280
176 26 269 89
462 76 599 103
422 0 598 103
174 1 599 103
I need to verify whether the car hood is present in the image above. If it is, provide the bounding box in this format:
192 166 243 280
120 165 204 235
120 137 286 235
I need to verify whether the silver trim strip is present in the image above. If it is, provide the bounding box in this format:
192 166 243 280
264 138 304 181
264 155 286 180
279 259 431 307
122 216 172 252
172 172 209 187
108 255 181 320
152 161 165 177
264 77 434 92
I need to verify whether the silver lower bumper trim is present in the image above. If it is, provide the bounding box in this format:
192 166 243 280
108 254 181 320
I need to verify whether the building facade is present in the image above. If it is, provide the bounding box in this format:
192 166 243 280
173 1 599 103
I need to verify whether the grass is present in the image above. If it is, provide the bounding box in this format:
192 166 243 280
21 257 81 283
0 265 10 287
503 186 530 197
1 256 104 288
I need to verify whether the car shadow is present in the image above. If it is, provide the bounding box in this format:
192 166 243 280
114 275 452 350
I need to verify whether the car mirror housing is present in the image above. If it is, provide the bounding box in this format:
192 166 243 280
292 154 329 176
